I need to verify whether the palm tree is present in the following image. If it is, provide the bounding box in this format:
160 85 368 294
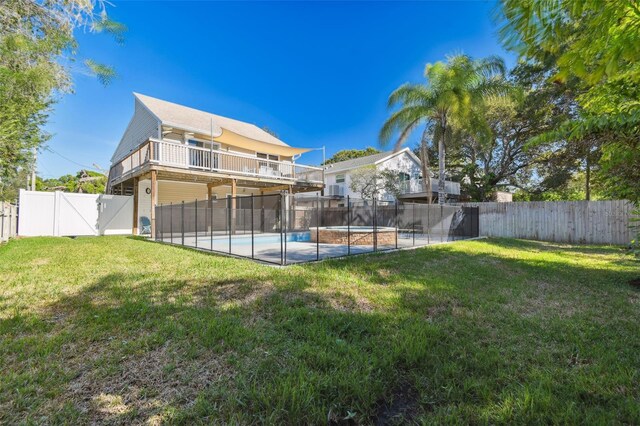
380 54 506 204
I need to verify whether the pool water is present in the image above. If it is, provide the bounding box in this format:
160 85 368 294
210 232 311 245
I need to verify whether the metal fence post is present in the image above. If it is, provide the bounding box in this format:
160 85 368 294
170 202 173 244
427 204 430 245
395 201 398 249
283 191 287 265
194 199 198 249
181 201 185 246
210 197 214 251
228 196 232 254
280 192 284 265
440 205 444 242
347 195 351 255
251 194 254 259
316 195 320 261
158 204 162 241
412 202 415 246
373 197 377 252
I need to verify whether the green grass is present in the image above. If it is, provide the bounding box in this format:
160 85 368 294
1 236 638 424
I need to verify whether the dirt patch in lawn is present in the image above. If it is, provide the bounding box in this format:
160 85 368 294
371 383 420 425
628 278 640 289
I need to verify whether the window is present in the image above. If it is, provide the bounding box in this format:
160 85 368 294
188 139 219 149
398 172 410 182
256 152 279 161
336 174 345 183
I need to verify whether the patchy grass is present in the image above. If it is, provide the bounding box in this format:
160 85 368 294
0 236 638 424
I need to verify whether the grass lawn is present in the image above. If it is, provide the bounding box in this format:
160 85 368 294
1 236 639 424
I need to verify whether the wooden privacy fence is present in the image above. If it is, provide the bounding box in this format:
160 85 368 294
460 200 636 245
1 201 18 243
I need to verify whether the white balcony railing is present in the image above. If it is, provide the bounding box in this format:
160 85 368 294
399 178 460 195
109 139 324 185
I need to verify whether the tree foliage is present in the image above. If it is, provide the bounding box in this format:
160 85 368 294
381 54 507 203
323 147 381 165
497 0 640 202
36 170 106 194
0 0 125 201
347 166 403 201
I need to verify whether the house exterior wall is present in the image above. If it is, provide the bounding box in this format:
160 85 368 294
111 99 161 163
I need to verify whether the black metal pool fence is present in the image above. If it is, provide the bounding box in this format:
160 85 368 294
155 193 479 265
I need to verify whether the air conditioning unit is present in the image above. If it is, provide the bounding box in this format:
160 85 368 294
328 185 345 197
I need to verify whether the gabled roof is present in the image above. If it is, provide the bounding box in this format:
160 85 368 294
323 147 420 173
134 93 290 147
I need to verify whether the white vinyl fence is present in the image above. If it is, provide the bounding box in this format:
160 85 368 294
18 190 133 237
461 200 635 245
1 201 18 242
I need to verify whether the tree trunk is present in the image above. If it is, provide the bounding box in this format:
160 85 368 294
438 118 446 205
420 126 432 204
585 152 591 201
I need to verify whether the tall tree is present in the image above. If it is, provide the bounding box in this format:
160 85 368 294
0 0 124 201
380 54 506 204
497 0 640 202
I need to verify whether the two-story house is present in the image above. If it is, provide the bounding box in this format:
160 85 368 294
321 148 460 203
106 93 323 236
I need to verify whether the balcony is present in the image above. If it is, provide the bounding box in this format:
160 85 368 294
399 178 460 196
109 138 324 186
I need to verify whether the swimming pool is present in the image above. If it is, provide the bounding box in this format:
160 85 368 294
210 232 311 245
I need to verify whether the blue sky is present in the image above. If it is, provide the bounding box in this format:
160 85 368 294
39 0 513 178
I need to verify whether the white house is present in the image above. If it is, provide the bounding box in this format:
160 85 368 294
317 148 460 203
106 93 323 236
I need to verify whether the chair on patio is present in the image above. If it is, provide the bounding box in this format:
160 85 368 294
140 216 151 235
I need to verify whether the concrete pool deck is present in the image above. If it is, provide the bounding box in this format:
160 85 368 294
158 232 453 264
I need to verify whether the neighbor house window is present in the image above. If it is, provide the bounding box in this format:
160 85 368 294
336 174 346 183
257 152 279 161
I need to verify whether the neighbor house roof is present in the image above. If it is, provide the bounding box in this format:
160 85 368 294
323 148 419 174
134 93 295 149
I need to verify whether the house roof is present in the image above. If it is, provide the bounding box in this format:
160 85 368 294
134 93 290 148
323 148 419 173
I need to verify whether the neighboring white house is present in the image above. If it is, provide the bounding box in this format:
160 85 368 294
303 148 460 203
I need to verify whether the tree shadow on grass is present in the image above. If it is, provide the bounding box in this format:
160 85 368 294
2 239 640 424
